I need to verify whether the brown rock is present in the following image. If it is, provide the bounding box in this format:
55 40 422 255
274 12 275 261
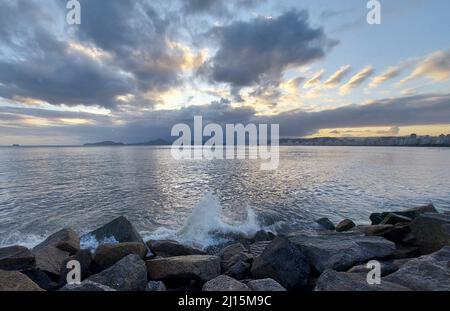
202 275 250 291
33 228 80 255
335 219 356 232
33 246 69 277
0 245 35 271
146 240 205 257
93 242 146 270
0 269 44 291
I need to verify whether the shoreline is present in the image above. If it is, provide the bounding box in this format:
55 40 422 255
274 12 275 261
1 203 449 291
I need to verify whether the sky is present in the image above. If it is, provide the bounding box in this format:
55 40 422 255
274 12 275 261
0 0 450 145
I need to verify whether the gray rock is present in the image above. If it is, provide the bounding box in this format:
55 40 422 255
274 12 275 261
22 268 59 290
33 228 80 255
61 280 116 291
380 213 412 225
202 275 250 291
146 281 167 291
289 233 396 273
336 219 356 232
146 255 221 282
0 269 44 291
370 204 437 225
220 243 247 264
249 241 271 257
250 237 310 290
219 243 252 279
384 246 450 291
146 240 205 257
83 216 144 245
87 254 147 291
247 278 286 291
251 230 276 242
410 213 450 254
347 261 399 276
223 258 251 280
59 249 92 285
315 269 411 291
0 245 35 271
354 224 411 243
316 218 335 231
93 242 147 271
33 246 69 277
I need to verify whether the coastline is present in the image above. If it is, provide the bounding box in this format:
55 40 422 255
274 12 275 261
1 203 449 291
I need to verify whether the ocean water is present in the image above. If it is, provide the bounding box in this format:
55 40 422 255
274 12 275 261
0 146 449 249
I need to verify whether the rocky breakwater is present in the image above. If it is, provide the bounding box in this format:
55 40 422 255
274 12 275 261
0 204 449 291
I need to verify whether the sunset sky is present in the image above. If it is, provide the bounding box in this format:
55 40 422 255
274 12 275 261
1 0 450 145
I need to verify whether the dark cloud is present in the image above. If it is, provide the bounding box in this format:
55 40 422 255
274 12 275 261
201 10 336 87
263 94 450 137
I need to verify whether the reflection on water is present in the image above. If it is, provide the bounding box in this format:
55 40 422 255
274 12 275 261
0 146 449 247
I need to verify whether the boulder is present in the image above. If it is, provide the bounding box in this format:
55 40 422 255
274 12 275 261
59 249 93 285
335 219 356 232
82 216 144 245
250 237 310 290
202 275 250 291
33 246 69 277
93 242 146 271
87 254 147 291
33 229 80 255
380 213 412 225
22 268 59 290
146 240 205 257
384 246 450 291
146 255 221 282
347 261 399 276
355 224 411 243
146 281 167 291
61 280 116 291
220 243 247 264
410 213 450 254
289 233 396 273
223 256 251 280
251 230 276 242
316 218 335 231
370 204 437 225
247 278 286 291
0 245 35 271
388 245 421 259
315 269 410 291
0 269 44 291
249 241 271 257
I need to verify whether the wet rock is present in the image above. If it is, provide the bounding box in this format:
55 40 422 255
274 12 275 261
223 256 251 280
147 240 205 257
0 269 44 291
347 261 399 276
370 204 437 225
22 268 59 290
87 254 147 291
33 246 69 277
59 249 92 285
384 246 450 291
388 245 421 259
249 241 271 257
0 245 35 271
355 224 411 243
316 218 335 231
83 216 144 245
202 275 250 291
61 280 116 291
247 278 286 291
315 269 410 291
289 233 396 273
380 213 412 225
251 230 276 242
93 242 146 271
410 213 450 254
354 224 394 236
146 255 221 282
335 219 356 232
220 243 247 264
33 229 80 255
146 281 167 291
250 237 310 290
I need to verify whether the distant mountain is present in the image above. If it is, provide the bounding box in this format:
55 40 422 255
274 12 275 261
129 138 171 146
83 141 125 146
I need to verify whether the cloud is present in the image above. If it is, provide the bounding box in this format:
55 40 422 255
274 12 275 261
202 10 336 87
399 50 450 85
339 66 374 95
323 65 351 88
303 70 324 88
369 66 403 89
